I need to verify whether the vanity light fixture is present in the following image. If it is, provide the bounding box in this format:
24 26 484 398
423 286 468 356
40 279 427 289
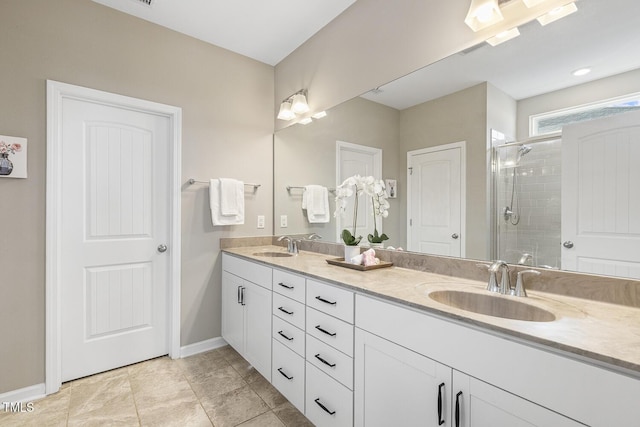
277 99 296 121
521 0 547 7
277 89 310 120
536 2 577 26
298 117 313 125
464 0 504 32
486 27 520 46
312 111 327 119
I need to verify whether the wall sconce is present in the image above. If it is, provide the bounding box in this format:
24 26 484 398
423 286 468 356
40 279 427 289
486 27 520 46
536 2 577 26
464 0 504 32
277 89 310 120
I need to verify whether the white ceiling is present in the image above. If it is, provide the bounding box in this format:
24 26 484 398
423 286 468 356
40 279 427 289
361 0 640 109
91 0 356 66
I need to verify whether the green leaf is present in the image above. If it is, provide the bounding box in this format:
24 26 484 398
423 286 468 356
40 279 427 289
341 229 362 246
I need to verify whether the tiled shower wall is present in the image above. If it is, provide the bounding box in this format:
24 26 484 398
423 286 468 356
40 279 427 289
496 138 562 268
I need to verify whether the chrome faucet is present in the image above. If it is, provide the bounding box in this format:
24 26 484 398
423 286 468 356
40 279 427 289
307 233 322 241
517 253 533 265
489 260 512 295
513 269 540 297
277 235 298 254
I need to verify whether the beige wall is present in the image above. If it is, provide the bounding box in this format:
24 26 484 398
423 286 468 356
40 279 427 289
399 84 489 260
0 0 273 393
274 97 401 245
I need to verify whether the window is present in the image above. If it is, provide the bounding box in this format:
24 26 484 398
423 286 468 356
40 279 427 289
530 92 640 136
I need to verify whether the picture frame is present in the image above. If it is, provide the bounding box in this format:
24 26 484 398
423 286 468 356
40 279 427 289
0 135 27 179
385 178 397 198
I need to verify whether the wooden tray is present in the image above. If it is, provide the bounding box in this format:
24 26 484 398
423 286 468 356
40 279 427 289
326 257 393 271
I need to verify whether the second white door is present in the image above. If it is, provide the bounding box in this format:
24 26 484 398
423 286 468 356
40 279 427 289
407 142 465 256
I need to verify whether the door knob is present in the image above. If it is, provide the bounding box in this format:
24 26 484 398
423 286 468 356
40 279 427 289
157 244 168 253
451 233 459 239
562 241 574 249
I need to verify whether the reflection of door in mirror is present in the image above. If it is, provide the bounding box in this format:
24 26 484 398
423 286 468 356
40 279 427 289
407 142 465 257
562 110 640 279
336 141 382 244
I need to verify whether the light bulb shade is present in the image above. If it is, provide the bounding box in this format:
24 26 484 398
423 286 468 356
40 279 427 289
486 27 520 46
291 93 310 114
522 0 547 7
536 2 577 26
299 117 313 125
277 101 295 121
464 0 504 32
312 111 327 119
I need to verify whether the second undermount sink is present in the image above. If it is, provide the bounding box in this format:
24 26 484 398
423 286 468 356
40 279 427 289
252 251 294 258
428 290 556 322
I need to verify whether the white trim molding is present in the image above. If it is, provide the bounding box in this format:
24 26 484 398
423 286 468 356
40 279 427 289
45 80 182 396
180 337 228 358
0 384 46 404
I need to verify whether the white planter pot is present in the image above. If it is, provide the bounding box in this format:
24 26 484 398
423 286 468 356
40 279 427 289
369 242 384 249
344 245 361 264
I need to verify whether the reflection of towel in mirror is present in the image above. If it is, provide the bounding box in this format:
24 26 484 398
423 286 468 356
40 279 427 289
302 185 329 223
209 178 244 226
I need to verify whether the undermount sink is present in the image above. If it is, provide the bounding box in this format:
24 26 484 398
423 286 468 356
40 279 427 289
428 290 556 322
252 251 294 258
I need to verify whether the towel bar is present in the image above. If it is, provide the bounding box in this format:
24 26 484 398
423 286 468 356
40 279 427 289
287 185 336 193
188 178 260 189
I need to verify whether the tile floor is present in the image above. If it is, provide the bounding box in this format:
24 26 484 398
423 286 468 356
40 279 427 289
0 345 313 426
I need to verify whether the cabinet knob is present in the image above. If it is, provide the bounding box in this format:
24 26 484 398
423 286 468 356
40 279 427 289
451 233 459 240
157 244 168 253
563 241 574 249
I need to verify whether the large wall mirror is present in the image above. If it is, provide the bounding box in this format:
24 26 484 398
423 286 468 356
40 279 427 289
274 0 640 279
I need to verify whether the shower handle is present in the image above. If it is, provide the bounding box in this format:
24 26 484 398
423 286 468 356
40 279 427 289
563 241 574 249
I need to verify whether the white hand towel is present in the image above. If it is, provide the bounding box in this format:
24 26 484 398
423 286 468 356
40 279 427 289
220 178 243 216
209 178 245 226
303 185 330 223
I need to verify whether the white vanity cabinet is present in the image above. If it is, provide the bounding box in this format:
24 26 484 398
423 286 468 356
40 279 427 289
221 254 272 381
355 294 640 427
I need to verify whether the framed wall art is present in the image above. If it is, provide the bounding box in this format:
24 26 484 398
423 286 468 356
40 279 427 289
0 135 27 179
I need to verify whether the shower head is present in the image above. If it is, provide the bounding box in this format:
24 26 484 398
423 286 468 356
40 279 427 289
516 144 532 162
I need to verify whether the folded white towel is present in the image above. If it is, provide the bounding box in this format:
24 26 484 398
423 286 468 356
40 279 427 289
209 178 244 226
220 178 243 216
302 185 329 223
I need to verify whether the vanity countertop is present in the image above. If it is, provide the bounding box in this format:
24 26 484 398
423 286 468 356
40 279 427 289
223 245 640 377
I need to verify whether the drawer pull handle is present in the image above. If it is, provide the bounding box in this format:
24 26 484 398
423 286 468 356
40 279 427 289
437 382 445 425
277 330 294 341
315 325 337 337
315 295 337 305
277 368 293 380
314 398 336 415
455 391 463 427
278 306 294 315
278 282 294 290
314 353 336 368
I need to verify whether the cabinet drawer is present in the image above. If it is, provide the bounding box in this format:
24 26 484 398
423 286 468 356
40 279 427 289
306 279 354 323
306 362 353 427
306 307 354 357
272 339 305 413
306 334 353 390
222 254 272 290
272 293 305 330
273 315 305 357
273 269 306 302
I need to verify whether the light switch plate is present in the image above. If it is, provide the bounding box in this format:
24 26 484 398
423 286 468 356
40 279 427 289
257 215 265 229
280 215 288 228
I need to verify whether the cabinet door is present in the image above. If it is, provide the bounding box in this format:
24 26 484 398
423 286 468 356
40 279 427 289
453 371 583 427
221 270 244 353
243 279 272 381
354 329 452 427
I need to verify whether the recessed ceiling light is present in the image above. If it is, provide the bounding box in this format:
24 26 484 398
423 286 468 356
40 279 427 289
572 67 591 77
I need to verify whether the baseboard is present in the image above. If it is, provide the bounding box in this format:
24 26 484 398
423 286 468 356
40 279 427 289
0 383 46 404
180 336 227 358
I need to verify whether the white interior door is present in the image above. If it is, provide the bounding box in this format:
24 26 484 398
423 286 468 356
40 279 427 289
407 142 465 256
561 110 640 278
336 141 382 243
60 96 171 382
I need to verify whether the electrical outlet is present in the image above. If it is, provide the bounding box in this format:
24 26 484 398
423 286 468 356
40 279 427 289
257 215 265 229
280 215 288 228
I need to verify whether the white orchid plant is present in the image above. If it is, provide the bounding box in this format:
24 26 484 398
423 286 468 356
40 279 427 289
334 175 390 246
